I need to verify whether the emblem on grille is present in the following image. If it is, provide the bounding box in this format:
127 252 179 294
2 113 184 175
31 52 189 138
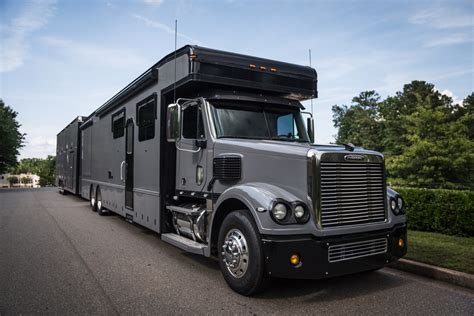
344 154 366 161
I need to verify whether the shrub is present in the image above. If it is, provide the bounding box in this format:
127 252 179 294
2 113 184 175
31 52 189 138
393 187 474 237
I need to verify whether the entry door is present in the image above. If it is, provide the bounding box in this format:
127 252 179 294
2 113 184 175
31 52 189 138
176 100 208 193
125 118 134 209
68 151 75 189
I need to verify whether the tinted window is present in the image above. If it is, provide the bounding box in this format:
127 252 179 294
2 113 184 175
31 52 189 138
112 110 125 139
137 94 156 142
210 102 308 142
182 105 205 139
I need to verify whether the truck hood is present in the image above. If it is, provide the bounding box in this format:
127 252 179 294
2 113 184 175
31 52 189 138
213 138 382 159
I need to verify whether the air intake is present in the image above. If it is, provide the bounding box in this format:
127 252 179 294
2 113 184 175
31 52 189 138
213 156 241 181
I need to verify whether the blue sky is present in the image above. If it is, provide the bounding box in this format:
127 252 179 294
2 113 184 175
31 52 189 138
1 0 473 158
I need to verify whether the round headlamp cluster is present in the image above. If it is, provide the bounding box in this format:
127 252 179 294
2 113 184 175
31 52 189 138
272 203 288 220
271 202 309 224
390 195 405 215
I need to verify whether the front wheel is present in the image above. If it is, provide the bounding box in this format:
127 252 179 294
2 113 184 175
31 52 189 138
218 210 268 296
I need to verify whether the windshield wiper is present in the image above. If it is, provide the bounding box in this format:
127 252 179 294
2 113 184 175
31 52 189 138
271 137 309 143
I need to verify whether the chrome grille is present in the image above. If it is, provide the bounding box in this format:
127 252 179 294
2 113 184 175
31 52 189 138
320 161 385 228
328 237 387 263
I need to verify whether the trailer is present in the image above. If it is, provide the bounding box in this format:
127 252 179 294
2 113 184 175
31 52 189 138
56 116 84 195
57 45 407 295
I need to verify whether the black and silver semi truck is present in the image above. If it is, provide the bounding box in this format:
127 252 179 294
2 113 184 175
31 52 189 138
56 46 407 295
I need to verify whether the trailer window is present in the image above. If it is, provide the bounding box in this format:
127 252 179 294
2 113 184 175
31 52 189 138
137 94 156 142
112 109 125 139
182 105 205 139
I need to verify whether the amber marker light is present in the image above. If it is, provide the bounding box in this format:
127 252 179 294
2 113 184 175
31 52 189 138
249 64 256 68
259 66 266 70
290 254 300 265
398 238 405 248
270 67 277 72
189 54 197 59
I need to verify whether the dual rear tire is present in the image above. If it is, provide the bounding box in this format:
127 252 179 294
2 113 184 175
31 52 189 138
90 186 107 216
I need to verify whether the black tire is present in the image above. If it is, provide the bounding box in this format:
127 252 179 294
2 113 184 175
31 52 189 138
218 210 268 296
96 187 107 216
90 185 96 211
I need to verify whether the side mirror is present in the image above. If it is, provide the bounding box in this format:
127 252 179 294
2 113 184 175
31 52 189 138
307 117 315 143
166 103 181 142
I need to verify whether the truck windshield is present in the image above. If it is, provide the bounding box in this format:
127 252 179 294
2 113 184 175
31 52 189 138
210 102 309 142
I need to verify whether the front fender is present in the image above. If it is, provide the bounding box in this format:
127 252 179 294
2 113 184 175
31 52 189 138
212 182 317 236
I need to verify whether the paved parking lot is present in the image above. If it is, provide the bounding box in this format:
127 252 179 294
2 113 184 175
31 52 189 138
1 189 473 315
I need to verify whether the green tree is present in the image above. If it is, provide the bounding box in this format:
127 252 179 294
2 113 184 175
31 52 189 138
332 91 384 152
0 100 25 174
37 156 56 186
10 156 56 186
7 176 18 187
332 81 473 189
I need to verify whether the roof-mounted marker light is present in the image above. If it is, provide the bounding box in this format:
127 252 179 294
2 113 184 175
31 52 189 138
249 64 256 69
270 67 277 72
260 66 266 70
190 54 197 59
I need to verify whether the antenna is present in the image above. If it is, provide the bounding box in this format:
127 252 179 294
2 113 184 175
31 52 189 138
309 48 313 116
173 19 177 103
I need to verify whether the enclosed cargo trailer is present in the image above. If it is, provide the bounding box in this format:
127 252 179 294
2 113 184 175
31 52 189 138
57 45 407 295
56 116 84 195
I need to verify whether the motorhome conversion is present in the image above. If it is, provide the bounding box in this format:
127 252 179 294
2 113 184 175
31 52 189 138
56 45 407 295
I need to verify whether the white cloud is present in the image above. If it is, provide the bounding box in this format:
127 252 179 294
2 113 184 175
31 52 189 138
132 14 201 44
20 135 56 159
0 0 56 73
143 0 164 5
439 88 463 106
410 7 474 29
424 33 472 47
40 36 150 69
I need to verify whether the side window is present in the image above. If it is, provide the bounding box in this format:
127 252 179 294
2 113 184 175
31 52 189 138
276 113 298 138
137 94 156 142
182 105 205 139
112 109 125 139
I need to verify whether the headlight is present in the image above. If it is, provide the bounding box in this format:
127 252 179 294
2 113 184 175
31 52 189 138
272 203 288 221
390 198 399 215
397 196 404 210
294 205 305 219
294 204 309 223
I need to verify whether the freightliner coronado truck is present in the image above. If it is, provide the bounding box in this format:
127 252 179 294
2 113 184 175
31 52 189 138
56 46 407 295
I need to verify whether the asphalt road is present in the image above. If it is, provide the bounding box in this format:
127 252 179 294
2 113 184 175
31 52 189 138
1 189 473 315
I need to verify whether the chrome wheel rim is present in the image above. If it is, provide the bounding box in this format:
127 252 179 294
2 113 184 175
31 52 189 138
222 228 249 278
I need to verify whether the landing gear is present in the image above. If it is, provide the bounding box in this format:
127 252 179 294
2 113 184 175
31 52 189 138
218 210 268 296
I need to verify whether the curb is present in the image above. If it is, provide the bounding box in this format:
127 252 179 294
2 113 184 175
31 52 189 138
389 258 474 290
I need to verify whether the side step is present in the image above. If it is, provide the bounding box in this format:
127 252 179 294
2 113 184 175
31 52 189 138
161 233 207 256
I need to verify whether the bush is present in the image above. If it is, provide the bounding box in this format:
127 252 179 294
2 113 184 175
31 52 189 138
394 187 474 237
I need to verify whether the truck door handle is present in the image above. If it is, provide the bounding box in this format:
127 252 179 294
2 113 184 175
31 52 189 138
120 161 126 182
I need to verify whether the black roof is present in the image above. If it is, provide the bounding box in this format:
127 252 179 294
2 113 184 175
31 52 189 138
93 45 317 118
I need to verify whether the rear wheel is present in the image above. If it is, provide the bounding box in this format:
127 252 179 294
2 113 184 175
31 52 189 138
218 210 268 296
90 185 96 211
96 187 107 216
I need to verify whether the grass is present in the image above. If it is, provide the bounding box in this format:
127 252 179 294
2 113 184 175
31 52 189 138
406 230 474 274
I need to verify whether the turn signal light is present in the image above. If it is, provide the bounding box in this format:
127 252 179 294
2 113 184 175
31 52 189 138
398 238 405 248
290 254 300 265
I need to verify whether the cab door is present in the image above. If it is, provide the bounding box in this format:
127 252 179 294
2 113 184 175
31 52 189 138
176 100 208 194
